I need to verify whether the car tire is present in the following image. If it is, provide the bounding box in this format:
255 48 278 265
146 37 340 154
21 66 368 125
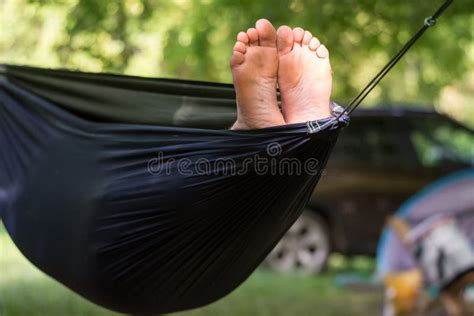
265 210 330 274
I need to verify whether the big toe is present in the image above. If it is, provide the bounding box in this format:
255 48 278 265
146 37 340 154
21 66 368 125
256 19 277 47
277 25 294 55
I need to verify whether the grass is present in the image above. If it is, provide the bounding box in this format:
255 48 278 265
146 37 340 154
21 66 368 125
0 223 381 316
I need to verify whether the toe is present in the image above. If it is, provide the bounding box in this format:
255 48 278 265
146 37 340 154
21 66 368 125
292 27 304 46
255 18 277 48
247 28 259 46
230 51 245 67
303 31 312 45
316 44 329 58
233 41 247 54
277 25 294 55
237 31 249 45
309 37 321 51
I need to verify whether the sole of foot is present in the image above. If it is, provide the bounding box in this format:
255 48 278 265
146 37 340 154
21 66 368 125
277 26 333 124
230 19 285 130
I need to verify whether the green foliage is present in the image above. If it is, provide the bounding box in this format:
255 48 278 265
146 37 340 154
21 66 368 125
0 0 473 125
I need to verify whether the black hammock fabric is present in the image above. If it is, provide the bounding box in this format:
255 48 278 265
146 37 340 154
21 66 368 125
0 64 348 315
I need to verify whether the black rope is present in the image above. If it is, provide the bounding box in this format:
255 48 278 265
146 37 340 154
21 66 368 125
337 0 453 119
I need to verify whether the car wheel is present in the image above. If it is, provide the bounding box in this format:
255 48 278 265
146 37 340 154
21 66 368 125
265 211 330 274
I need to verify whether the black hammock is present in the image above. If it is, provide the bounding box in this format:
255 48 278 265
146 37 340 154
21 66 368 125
0 2 451 314
0 64 348 314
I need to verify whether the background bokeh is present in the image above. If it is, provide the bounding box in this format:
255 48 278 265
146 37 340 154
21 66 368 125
0 1 473 315
1 0 473 126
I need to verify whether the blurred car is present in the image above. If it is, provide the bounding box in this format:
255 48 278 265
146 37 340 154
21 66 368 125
265 107 474 273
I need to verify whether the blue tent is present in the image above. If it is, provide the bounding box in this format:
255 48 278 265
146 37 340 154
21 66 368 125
377 169 474 285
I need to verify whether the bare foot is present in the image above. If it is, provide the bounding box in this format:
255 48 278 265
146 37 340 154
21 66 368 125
277 26 332 124
230 19 285 130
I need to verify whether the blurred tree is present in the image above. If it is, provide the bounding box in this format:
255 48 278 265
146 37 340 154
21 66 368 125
0 0 473 125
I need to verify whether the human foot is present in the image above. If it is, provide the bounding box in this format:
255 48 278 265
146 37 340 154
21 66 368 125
230 19 285 130
276 26 332 124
